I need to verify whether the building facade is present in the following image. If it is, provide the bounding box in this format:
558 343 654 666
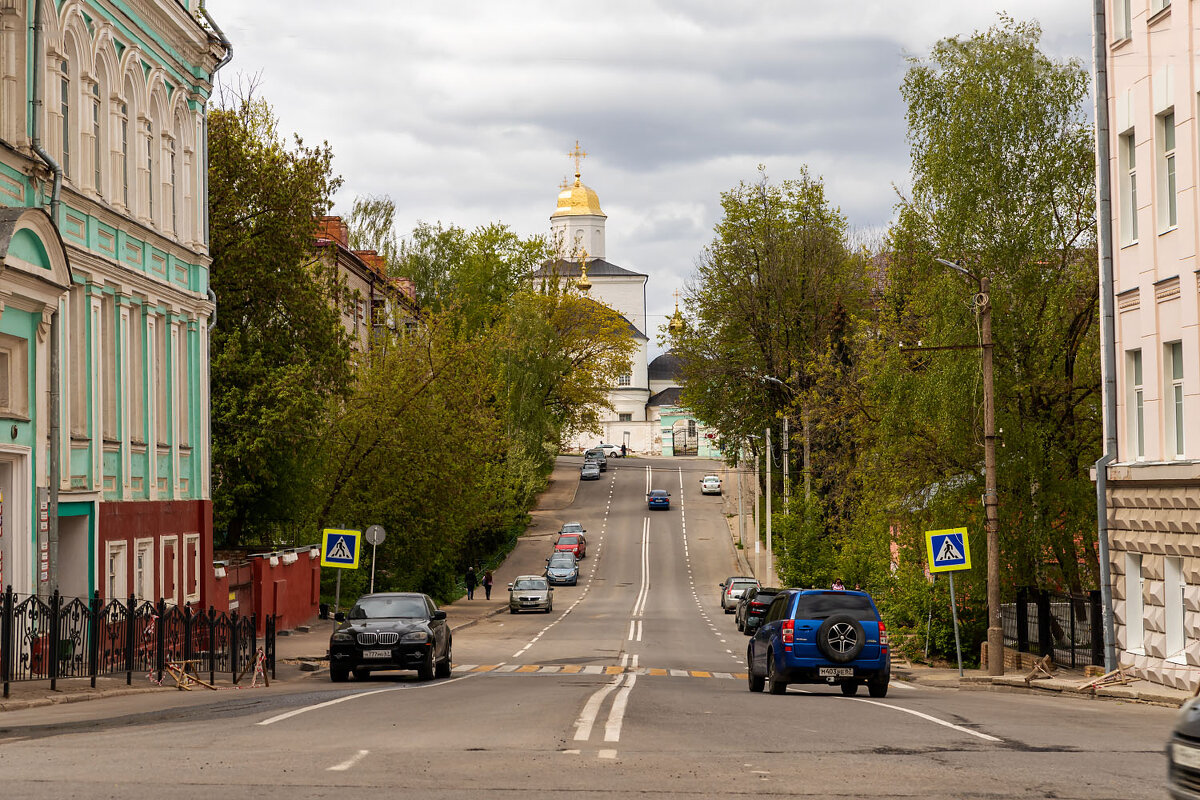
1104 0 1200 688
0 1 226 607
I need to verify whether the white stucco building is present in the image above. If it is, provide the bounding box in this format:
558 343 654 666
1103 0 1200 689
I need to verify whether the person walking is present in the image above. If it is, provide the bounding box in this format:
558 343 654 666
465 566 477 600
483 570 494 600
831 578 845 591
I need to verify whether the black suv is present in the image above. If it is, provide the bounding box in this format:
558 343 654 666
329 592 452 682
736 586 781 635
583 447 607 471
747 589 890 697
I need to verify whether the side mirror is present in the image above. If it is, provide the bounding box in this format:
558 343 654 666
334 611 346 623
432 609 447 620
507 584 514 590
546 557 551 563
549 587 555 592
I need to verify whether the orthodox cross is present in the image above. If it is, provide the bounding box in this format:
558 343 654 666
568 140 588 176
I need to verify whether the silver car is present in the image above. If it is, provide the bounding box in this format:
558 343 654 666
545 553 580 585
700 475 722 495
720 577 760 613
509 575 553 613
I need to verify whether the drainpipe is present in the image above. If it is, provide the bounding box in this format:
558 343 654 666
198 1 232 249
1092 0 1119 673
32 0 63 595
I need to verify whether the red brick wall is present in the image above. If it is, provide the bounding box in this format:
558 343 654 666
249 551 321 634
97 500 213 608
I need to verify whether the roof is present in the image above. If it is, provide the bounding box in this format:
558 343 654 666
551 175 606 218
648 351 682 381
533 258 647 279
646 386 683 407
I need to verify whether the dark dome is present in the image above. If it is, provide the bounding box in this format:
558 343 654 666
648 351 682 382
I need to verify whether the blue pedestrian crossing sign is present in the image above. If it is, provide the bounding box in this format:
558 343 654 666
925 527 971 573
321 529 361 569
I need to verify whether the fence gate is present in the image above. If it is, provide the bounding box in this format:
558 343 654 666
672 419 698 456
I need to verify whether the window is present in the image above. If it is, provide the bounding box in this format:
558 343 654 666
1166 556 1185 657
618 413 632 422
1166 341 1185 458
1152 0 1171 14
155 318 168 444
1114 0 1131 39
167 136 177 233
1118 130 1137 244
145 119 154 219
107 542 127 600
57 60 71 179
102 296 117 438
1127 349 1145 459
91 82 102 192
617 374 631 386
0 333 29 417
69 285 87 436
119 102 129 208
176 325 189 446
1158 111 1177 230
126 306 144 442
1125 553 1144 652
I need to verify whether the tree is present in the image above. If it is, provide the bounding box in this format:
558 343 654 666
346 194 401 272
884 15 1100 594
208 94 351 548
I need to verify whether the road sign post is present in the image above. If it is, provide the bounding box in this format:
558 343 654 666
925 527 972 677
322 529 362 612
365 525 386 594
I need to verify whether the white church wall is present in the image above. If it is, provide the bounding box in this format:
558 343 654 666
551 214 605 260
598 277 648 335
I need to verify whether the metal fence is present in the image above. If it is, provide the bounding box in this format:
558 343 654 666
0 587 276 698
1001 586 1103 669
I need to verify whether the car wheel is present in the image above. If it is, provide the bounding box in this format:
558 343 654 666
737 616 745 632
816 614 867 663
435 642 452 678
766 651 787 695
330 666 349 683
747 659 765 693
353 667 370 681
417 649 435 681
840 681 859 697
509 607 517 614
868 678 889 698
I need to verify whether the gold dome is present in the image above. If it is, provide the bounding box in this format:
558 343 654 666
552 174 606 218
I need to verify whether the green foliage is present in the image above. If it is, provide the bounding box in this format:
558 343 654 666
207 94 351 548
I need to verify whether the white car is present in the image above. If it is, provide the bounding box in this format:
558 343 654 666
597 443 623 458
700 475 722 495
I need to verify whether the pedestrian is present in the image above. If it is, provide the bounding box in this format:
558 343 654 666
832 578 845 591
465 566 477 600
483 570 494 600
620 443 627 457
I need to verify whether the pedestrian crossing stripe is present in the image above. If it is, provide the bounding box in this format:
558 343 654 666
449 664 749 680
925 527 971 573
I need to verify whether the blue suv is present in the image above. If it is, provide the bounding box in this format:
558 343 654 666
746 589 890 697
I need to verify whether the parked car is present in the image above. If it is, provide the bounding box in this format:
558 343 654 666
736 586 781 634
746 589 890 697
647 489 671 510
545 552 580 585
509 575 553 613
583 447 607 471
328 592 452 683
720 576 760 613
597 443 623 459
581 461 601 480
700 474 722 495
555 532 587 559
1169 697 1200 797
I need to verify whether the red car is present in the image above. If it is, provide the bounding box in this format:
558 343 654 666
554 533 587 559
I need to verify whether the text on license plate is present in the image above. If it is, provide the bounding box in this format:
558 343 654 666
819 667 854 677
362 648 391 659
1174 742 1200 770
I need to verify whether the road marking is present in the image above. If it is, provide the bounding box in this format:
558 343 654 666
604 673 637 741
891 679 917 690
574 674 626 741
258 673 477 726
599 749 618 759
851 698 1002 742
327 750 369 771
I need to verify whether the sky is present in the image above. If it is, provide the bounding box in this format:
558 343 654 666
204 1 1094 351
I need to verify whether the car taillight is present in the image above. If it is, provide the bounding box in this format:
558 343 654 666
879 621 889 648
782 619 794 644
751 602 765 610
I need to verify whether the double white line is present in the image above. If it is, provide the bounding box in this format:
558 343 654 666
573 671 638 743
628 517 650 641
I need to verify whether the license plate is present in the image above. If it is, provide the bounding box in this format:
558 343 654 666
362 648 391 659
1174 742 1200 770
819 667 854 677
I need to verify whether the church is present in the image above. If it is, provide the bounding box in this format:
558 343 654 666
532 145 719 458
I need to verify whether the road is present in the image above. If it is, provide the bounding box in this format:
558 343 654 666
0 456 1175 798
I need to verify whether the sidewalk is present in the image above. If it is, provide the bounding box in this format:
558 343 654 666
0 458 585 713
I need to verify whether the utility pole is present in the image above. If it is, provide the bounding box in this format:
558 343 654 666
782 415 790 515
765 426 773 581
736 447 745 549
980 275 1002 676
753 451 760 576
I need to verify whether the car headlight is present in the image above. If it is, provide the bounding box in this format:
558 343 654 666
331 631 354 643
402 631 429 642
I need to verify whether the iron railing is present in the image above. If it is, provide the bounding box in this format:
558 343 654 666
0 587 275 698
1001 586 1103 669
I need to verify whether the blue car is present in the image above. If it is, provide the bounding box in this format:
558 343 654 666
647 489 671 509
747 589 890 697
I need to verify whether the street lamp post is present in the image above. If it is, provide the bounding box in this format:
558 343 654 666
935 258 1002 677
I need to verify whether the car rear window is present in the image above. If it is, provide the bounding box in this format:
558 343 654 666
557 535 579 544
793 593 877 621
